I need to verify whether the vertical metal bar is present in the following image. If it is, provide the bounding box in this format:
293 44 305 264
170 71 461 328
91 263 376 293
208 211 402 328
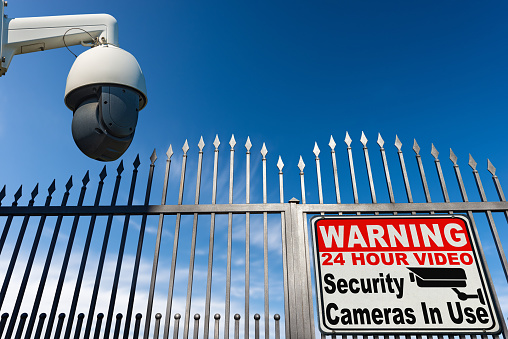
35 314 47 339
133 314 142 339
413 140 432 203
277 156 290 339
113 314 123 339
14 313 28 339
378 134 395 203
0 313 8 338
314 142 324 204
82 161 124 339
488 159 508 223
173 314 181 339
94 314 105 339
329 136 341 204
245 137 252 339
192 315 200 339
64 166 107 339
125 150 159 339
153 314 162 339
203 136 220 339
261 142 270 339
254 314 260 339
105 156 141 339
74 314 85 339
345 132 359 204
224 135 236 339
431 144 450 203
52 314 65 339
395 136 413 203
0 185 22 256
469 155 508 282
183 137 205 339
360 132 377 204
233 314 239 339
10 181 57 339
213 314 220 339
0 184 38 310
161 142 187 339
274 314 280 339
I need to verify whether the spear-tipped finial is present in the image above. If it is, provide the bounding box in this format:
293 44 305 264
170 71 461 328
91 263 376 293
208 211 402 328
298 156 305 172
65 177 73 192
360 132 368 147
198 136 205 151
0 185 6 203
277 156 284 172
229 135 236 149
245 136 252 151
150 149 157 164
134 154 141 169
329 136 336 150
487 159 496 176
82 171 90 186
100 166 107 181
31 184 39 200
449 149 458 165
468 154 477 170
413 139 420 155
431 144 439 160
14 185 22 203
313 142 320 157
182 140 190 154
117 160 124 175
377 133 384 148
48 180 56 196
213 135 220 150
261 143 268 158
344 132 352 147
166 145 174 159
394 135 402 151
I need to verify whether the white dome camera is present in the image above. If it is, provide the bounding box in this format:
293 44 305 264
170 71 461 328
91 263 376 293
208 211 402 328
65 45 147 161
1 11 148 161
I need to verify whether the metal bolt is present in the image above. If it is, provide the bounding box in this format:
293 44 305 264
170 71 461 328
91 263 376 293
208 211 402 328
1 57 5 63
3 1 7 7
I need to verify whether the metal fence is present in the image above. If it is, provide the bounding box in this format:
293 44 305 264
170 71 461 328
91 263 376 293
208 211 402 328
0 133 506 339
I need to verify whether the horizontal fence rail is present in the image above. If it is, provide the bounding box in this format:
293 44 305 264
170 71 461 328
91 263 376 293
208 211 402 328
0 132 506 339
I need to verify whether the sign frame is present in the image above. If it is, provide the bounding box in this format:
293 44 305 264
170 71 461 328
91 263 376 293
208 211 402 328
310 214 503 335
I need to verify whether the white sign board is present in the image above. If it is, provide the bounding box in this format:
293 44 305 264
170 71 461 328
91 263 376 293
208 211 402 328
310 215 502 335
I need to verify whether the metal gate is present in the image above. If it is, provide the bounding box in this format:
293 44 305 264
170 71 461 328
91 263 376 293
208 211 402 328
0 133 506 339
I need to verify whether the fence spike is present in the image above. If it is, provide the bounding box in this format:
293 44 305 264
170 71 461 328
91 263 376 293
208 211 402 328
150 149 157 164
31 184 39 200
14 185 22 203
117 160 124 175
183 139 190 154
328 135 336 150
82 171 90 186
277 156 284 172
431 144 439 160
394 135 402 151
313 142 320 157
344 131 352 147
65 176 73 192
0 186 5 204
298 156 305 172
450 148 458 165
488 159 496 176
198 136 205 151
245 136 252 151
468 154 477 170
100 166 107 181
133 154 141 169
413 139 420 155
213 135 220 150
229 135 236 149
48 180 56 196
360 131 368 147
166 145 174 159
377 133 384 148
261 143 268 158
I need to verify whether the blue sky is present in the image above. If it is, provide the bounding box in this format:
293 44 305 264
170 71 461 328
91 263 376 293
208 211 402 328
1 1 508 338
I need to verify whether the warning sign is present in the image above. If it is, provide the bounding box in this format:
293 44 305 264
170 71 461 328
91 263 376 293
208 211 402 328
310 215 502 335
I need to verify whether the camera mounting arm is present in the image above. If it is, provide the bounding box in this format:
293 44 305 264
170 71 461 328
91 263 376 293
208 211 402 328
0 1 118 76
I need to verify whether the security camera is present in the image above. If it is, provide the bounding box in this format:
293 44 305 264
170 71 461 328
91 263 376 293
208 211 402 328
1 9 147 161
64 45 147 161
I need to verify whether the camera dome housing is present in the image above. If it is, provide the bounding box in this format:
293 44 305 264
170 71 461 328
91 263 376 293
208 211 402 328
64 44 147 161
